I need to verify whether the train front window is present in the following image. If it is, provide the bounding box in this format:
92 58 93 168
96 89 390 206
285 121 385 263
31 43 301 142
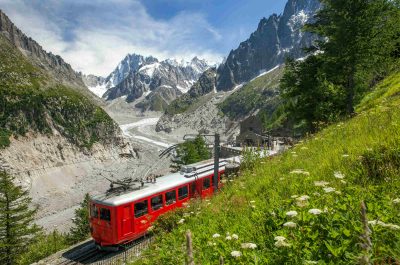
134 200 148 218
203 177 211 190
151 195 163 211
90 204 98 218
178 186 188 200
165 190 176 205
100 208 111 222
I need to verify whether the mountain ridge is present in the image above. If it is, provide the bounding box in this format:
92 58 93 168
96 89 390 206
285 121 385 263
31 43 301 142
216 0 320 91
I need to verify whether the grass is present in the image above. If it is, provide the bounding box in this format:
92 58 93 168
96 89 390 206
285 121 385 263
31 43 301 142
132 71 400 264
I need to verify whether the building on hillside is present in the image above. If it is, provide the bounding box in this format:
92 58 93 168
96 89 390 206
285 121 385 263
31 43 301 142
235 115 270 147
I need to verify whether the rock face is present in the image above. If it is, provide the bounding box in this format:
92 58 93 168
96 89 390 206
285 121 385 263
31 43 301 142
216 0 320 91
101 56 211 111
0 9 86 90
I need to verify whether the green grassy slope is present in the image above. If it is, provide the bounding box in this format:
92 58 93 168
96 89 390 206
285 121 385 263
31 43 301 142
219 66 284 120
0 34 117 148
134 72 400 264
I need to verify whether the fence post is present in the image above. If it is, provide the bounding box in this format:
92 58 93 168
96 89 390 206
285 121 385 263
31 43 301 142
186 230 195 265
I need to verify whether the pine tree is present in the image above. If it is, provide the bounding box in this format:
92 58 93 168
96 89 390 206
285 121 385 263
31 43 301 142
0 171 40 265
67 193 91 244
171 135 211 171
305 0 400 114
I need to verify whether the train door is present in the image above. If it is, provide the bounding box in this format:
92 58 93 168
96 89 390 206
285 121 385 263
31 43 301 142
201 175 213 198
190 181 198 198
133 199 150 235
121 205 133 236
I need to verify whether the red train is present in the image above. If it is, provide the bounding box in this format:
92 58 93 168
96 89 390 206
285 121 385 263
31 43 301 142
89 159 230 249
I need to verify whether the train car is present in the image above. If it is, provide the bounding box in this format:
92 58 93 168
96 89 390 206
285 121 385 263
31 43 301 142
89 159 228 249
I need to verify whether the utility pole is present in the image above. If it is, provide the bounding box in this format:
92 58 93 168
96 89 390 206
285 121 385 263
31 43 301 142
213 133 220 193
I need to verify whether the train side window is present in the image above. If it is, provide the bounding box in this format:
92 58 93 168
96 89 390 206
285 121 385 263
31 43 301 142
203 177 211 190
100 208 111 221
134 200 148 218
178 186 188 200
90 204 98 218
151 195 163 211
165 190 176 205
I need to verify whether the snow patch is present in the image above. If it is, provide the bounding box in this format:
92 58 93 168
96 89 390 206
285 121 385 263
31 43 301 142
251 65 281 82
288 10 309 32
139 63 160 77
87 83 108 97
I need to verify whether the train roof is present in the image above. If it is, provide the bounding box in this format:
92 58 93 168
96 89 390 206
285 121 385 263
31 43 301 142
92 158 235 207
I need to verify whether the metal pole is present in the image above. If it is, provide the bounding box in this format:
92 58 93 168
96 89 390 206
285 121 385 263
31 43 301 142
213 133 220 193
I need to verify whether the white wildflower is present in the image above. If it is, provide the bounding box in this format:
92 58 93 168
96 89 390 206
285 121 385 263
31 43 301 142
232 234 239 240
250 200 256 203
177 219 185 224
274 236 290 247
226 236 232 240
291 195 299 198
308 209 323 215
342 154 349 157
274 236 286 241
279 177 285 181
323 187 336 193
231 251 242 258
283 221 297 228
147 226 154 232
334 171 345 179
207 241 216 246
297 195 310 201
340 180 347 184
290 169 310 175
271 211 276 217
335 191 342 195
313 192 321 196
369 220 400 230
296 200 309 208
314 181 329 187
393 198 400 204
212 233 220 238
241 243 257 249
251 205 256 209
286 210 298 217
291 151 297 154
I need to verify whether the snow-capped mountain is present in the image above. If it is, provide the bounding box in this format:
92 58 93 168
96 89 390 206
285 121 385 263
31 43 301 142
89 55 212 111
216 0 320 91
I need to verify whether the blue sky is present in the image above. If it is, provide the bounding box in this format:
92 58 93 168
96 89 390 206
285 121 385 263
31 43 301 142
0 0 287 76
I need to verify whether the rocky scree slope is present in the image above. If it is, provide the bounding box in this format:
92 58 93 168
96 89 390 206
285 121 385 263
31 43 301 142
97 55 211 111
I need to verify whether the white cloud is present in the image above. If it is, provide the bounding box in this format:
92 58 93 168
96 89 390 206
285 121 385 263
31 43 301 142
0 0 224 76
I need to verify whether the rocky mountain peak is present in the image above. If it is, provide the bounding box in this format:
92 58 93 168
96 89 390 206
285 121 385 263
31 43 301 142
216 0 320 91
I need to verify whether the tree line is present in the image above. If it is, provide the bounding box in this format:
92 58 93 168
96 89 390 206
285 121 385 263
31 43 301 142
280 0 400 133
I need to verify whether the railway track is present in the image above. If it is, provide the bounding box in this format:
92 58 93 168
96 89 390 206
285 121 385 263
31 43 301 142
55 236 152 265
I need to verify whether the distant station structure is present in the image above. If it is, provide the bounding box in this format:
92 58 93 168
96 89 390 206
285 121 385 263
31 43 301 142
235 115 270 147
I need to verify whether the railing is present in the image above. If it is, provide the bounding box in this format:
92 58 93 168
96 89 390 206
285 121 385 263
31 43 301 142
93 237 154 265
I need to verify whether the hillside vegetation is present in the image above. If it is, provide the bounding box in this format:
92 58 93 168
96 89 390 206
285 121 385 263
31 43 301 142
218 66 283 121
133 71 400 264
0 34 117 149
